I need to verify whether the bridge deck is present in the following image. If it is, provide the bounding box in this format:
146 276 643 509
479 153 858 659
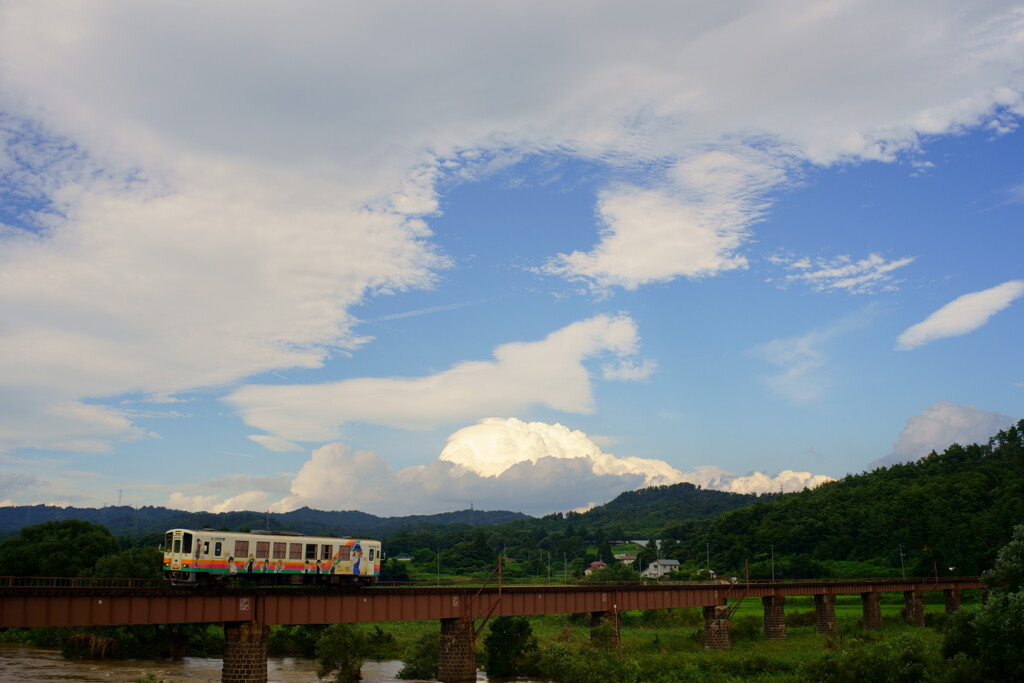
0 578 984 628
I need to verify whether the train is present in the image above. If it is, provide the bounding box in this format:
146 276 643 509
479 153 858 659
163 528 382 586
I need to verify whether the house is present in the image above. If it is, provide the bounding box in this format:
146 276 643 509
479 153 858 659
641 558 680 579
584 560 607 576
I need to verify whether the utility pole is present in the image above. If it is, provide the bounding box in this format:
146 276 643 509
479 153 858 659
770 544 775 583
898 544 906 579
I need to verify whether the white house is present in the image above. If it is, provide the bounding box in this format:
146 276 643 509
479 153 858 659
641 558 680 579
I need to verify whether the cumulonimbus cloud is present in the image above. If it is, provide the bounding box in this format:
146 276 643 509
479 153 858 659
896 280 1024 350
171 418 834 515
870 401 1016 469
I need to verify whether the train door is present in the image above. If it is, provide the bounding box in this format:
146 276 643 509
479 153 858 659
165 530 193 574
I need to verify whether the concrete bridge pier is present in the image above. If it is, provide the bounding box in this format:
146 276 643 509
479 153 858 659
904 590 925 626
944 588 962 613
222 621 270 683
703 605 731 649
814 594 836 634
589 610 621 648
762 595 786 640
861 592 882 630
438 617 477 682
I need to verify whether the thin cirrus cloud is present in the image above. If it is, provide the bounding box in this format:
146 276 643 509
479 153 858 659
768 253 916 294
896 280 1024 350
754 309 875 403
227 315 652 443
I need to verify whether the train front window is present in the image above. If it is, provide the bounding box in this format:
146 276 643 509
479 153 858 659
164 532 172 550
368 548 375 562
182 533 193 555
173 539 181 554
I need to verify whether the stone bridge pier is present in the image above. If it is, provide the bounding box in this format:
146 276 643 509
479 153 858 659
861 592 882 630
762 595 786 640
590 610 621 648
222 621 270 683
904 590 925 626
944 588 962 613
703 605 730 649
814 594 836 634
438 617 477 682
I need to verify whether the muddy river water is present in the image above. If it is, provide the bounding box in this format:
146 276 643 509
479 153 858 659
0 643 502 682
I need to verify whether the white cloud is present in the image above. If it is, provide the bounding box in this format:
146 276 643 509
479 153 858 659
226 315 650 442
0 1 1021 452
678 465 833 494
167 419 833 515
438 418 684 483
870 401 1016 468
896 280 1024 350
769 253 915 294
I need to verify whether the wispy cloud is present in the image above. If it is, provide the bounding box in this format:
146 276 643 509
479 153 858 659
365 298 495 323
896 280 1024 350
768 253 915 294
754 309 874 402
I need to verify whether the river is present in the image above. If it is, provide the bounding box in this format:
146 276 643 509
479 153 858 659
0 643 499 682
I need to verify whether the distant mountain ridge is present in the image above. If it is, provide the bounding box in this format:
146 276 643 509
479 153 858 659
0 504 530 539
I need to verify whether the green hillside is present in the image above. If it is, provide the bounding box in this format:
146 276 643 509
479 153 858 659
666 420 1024 577
0 504 529 540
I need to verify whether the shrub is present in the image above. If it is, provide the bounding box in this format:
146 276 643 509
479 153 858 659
483 616 538 677
315 624 370 683
396 630 439 680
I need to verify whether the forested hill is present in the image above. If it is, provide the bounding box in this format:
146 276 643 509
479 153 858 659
668 420 1024 576
566 482 769 537
0 504 529 539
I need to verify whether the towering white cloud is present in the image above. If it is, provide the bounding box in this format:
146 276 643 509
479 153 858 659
172 419 833 515
870 401 1016 468
896 280 1024 350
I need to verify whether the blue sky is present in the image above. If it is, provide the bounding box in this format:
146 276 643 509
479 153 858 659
0 2 1021 516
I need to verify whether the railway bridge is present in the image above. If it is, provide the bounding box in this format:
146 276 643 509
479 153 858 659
0 576 984 682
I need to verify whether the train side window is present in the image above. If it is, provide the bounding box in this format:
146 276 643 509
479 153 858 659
182 533 193 555
273 543 286 559
289 543 302 560
336 546 350 561
305 544 316 560
321 544 332 560
235 540 249 558
256 541 270 558
214 542 222 557
368 548 375 562
202 541 210 556
173 539 181 554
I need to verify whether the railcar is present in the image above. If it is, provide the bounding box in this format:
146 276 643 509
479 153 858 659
163 528 381 586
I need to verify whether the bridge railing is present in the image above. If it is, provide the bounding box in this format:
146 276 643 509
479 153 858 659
0 576 163 589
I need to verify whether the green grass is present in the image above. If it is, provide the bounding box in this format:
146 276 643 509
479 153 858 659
350 604 960 682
